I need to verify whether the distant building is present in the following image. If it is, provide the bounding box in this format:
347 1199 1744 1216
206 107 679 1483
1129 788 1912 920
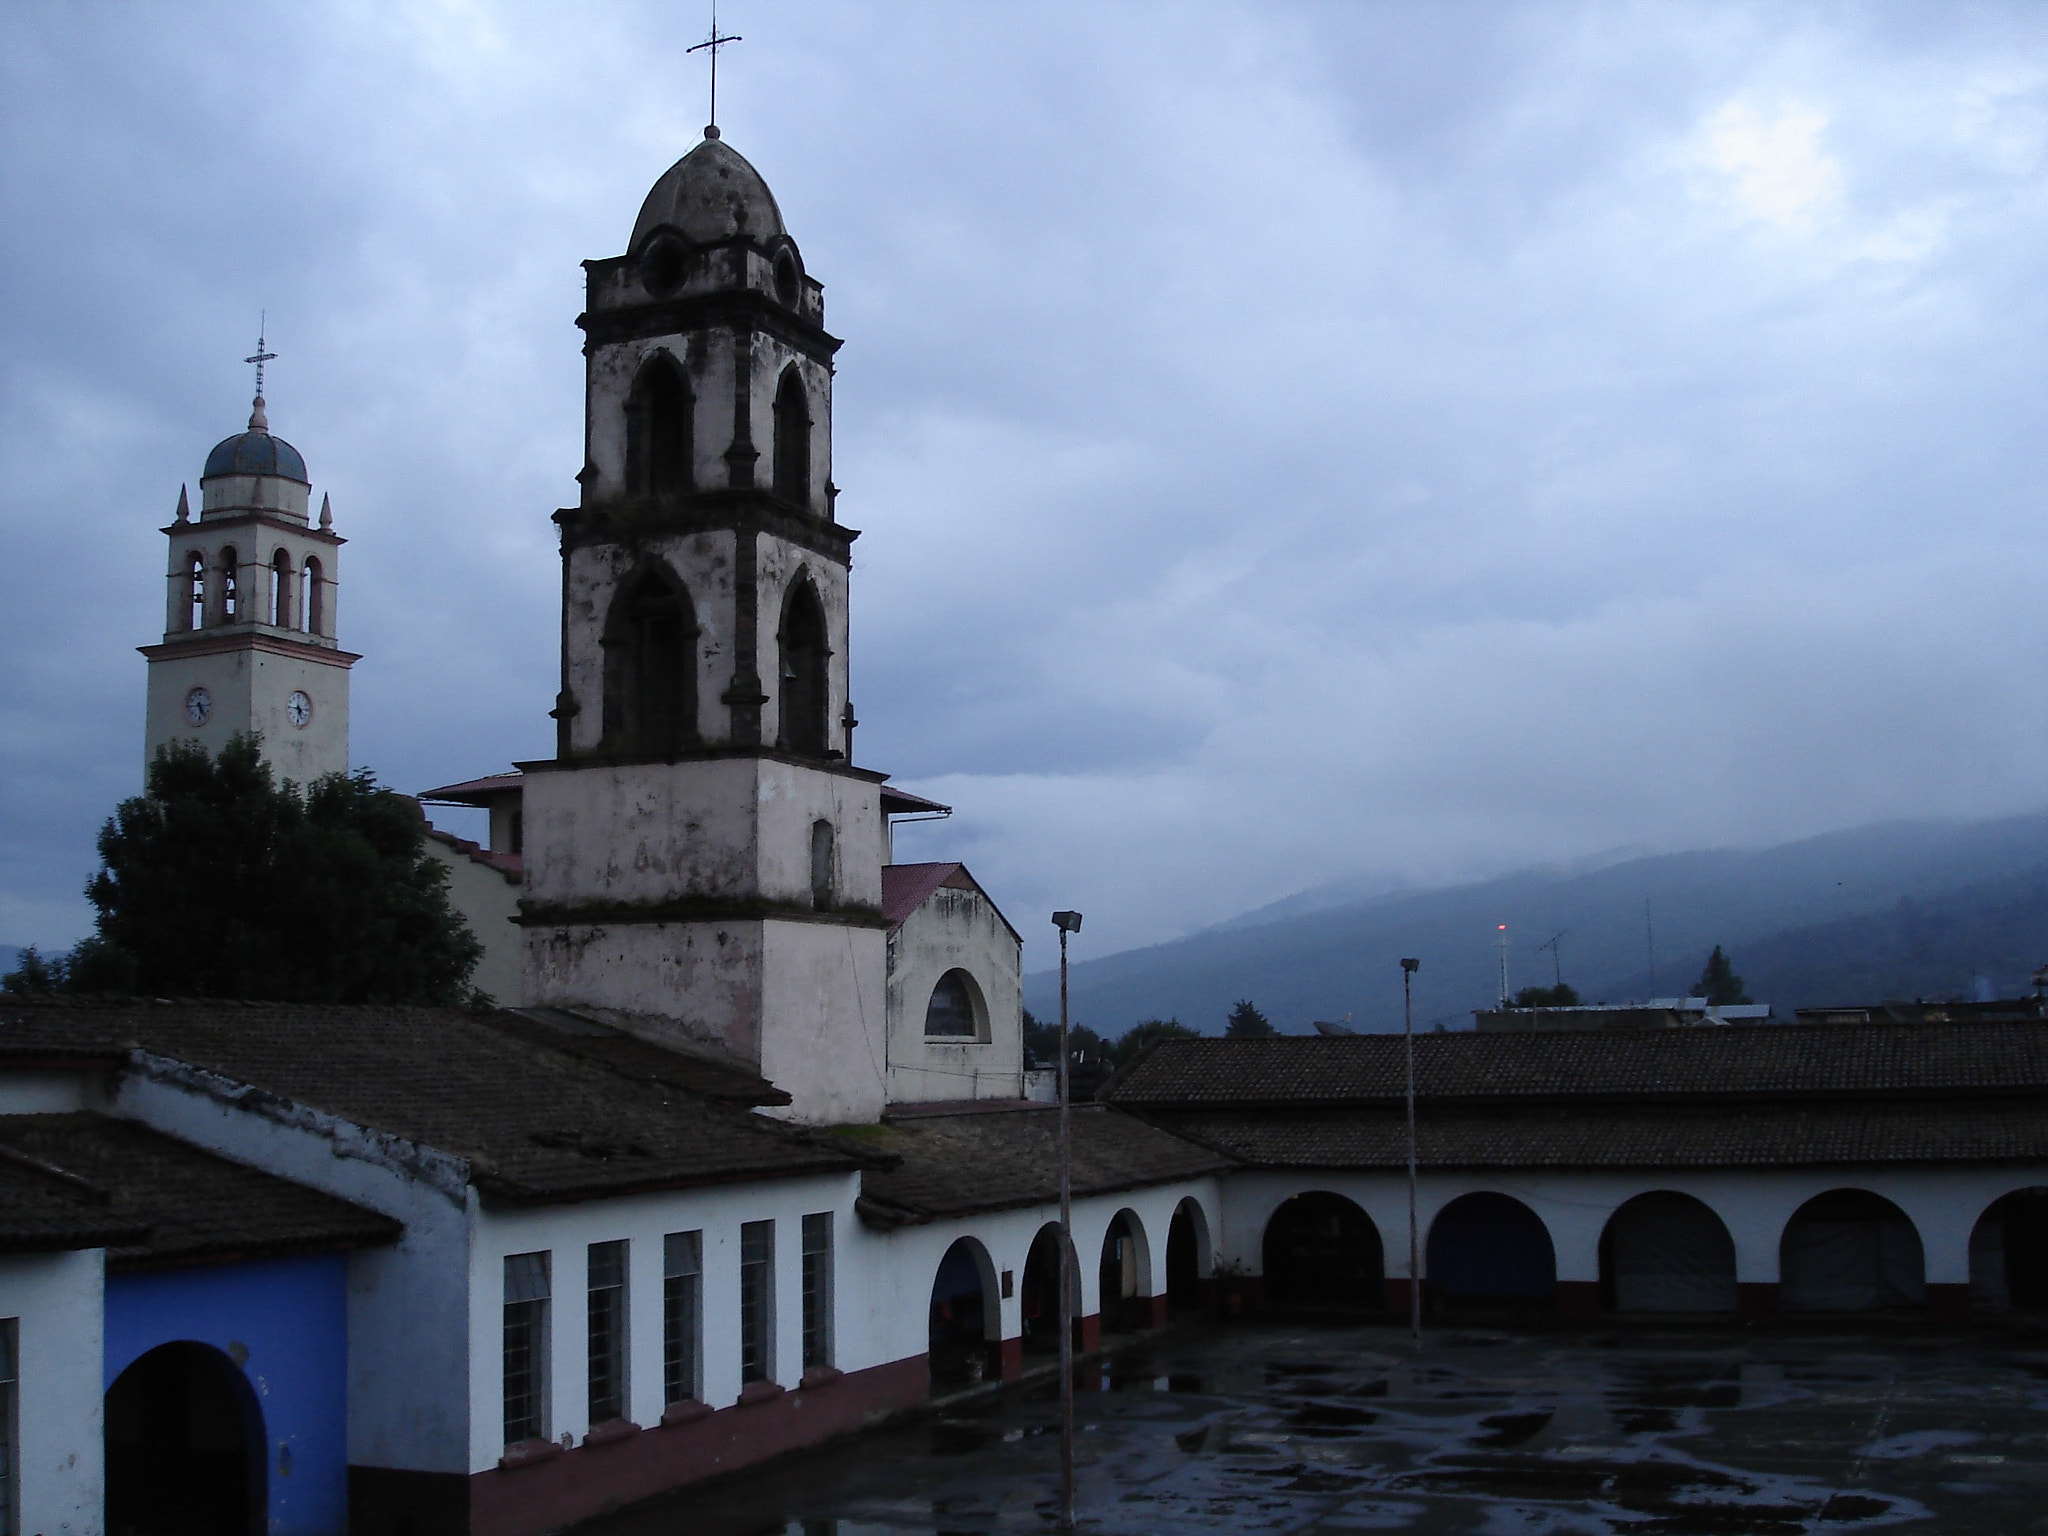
1475 996 1772 1031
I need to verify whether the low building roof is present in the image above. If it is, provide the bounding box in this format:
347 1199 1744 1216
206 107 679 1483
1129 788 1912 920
418 772 523 805
880 862 1021 942
0 999 863 1207
421 824 521 884
1102 1022 2048 1108
880 786 952 818
1151 1099 2048 1171
848 1102 1228 1226
0 1113 397 1267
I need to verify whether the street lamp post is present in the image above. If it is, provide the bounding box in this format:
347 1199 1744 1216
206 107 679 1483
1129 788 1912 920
1402 957 1421 1344
1052 910 1084 1530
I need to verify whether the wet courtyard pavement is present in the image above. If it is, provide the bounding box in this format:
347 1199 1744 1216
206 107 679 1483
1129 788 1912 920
579 1324 2048 1534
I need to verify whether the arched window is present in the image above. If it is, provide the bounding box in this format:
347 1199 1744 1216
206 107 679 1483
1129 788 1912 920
924 970 980 1038
602 565 698 754
810 819 835 910
303 557 325 636
626 353 691 498
778 578 830 755
269 550 292 628
219 547 240 622
185 552 205 630
772 368 810 506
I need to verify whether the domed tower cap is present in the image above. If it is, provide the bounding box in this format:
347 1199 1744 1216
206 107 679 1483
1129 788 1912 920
202 396 309 483
631 134 786 252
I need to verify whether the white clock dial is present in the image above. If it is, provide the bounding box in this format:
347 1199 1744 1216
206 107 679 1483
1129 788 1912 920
286 690 313 728
184 686 212 725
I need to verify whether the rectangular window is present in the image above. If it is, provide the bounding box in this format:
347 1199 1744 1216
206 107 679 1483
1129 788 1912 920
587 1240 628 1425
503 1252 551 1446
663 1230 703 1405
740 1219 775 1384
801 1212 834 1370
0 1318 16 1536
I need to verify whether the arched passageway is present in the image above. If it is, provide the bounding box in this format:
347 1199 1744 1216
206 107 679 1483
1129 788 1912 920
1262 1192 1385 1309
105 1340 266 1536
1098 1210 1151 1334
1971 1188 2048 1315
1780 1190 1925 1313
1600 1192 1738 1313
1427 1192 1556 1313
929 1238 999 1388
1020 1223 1076 1355
1166 1198 1211 1312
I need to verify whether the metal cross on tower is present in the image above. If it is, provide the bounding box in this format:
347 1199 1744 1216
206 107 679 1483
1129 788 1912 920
244 313 277 400
687 5 742 134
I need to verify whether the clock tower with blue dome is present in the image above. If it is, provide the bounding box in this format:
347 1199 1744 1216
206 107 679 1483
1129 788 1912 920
140 385 357 785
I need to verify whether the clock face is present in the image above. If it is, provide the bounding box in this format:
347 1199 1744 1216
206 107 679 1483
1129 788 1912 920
286 690 313 728
184 686 212 726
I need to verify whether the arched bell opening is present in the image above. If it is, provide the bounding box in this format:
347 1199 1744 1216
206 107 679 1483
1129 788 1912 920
601 564 699 756
1020 1222 1079 1357
1262 1191 1385 1311
929 1237 1000 1391
1426 1192 1557 1317
772 367 811 507
777 577 830 757
1780 1189 1925 1314
1097 1209 1154 1335
1598 1191 1738 1314
1972 1187 2048 1315
626 351 693 499
105 1340 267 1536
1166 1197 1212 1313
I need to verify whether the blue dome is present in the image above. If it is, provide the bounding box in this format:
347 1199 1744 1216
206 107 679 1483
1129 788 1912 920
203 427 307 482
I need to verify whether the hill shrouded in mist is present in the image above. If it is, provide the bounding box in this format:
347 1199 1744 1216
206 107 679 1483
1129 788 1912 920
1023 812 2048 1036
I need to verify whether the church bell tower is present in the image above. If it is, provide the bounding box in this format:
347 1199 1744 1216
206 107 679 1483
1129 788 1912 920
519 129 888 1122
141 382 355 786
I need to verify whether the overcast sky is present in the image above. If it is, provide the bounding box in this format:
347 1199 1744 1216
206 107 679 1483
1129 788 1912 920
5 2 2048 971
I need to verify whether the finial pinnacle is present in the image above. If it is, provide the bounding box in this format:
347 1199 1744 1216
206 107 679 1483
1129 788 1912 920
175 483 190 522
704 124 721 140
249 395 269 432
318 492 332 530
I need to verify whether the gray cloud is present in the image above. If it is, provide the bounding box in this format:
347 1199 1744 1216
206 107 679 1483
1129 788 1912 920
6 2 2048 975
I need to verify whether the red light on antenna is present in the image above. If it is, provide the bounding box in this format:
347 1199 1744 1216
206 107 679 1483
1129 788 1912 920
1497 924 1507 931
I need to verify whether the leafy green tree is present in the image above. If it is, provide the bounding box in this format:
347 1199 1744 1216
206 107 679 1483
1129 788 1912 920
1111 1017 1199 1064
2 947 65 993
66 735 481 1004
1513 983 1581 1007
1225 998 1276 1038
1694 945 1752 1006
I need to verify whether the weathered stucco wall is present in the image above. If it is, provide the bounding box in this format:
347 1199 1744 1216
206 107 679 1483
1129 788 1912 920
756 920 888 1124
885 884 1024 1104
143 641 352 787
423 838 523 1006
0 1248 104 1536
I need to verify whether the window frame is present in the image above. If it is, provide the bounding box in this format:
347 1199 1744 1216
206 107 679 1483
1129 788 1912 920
663 1230 703 1406
503 1251 552 1447
801 1212 835 1370
586 1239 628 1426
923 968 986 1041
739 1219 776 1385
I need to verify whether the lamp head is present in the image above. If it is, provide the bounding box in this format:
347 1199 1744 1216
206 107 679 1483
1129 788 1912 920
1052 910 1084 934
1401 957 1421 973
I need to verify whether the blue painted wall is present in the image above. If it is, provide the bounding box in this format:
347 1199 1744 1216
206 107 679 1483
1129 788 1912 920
106 1253 350 1536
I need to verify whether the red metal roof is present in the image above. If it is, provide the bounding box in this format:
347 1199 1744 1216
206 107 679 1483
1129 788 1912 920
880 785 952 817
418 772 522 805
879 862 1020 942
422 825 521 884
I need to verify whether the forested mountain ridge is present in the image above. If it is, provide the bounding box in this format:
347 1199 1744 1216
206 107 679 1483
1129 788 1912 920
1024 811 2048 1036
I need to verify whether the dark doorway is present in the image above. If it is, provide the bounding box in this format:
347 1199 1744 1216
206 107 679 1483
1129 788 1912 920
1600 1192 1738 1313
1973 1188 2048 1314
1781 1189 1925 1313
778 580 830 756
1262 1192 1385 1309
1098 1212 1149 1334
1427 1192 1557 1313
602 567 697 754
928 1239 996 1389
105 1340 265 1536
1166 1200 1207 1312
1020 1224 1071 1355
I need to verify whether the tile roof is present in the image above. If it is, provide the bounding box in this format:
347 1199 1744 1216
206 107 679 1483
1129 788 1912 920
418 772 524 803
1101 1023 2048 1107
0 999 862 1207
0 1113 396 1265
422 824 521 883
849 1103 1227 1224
1149 1099 2048 1170
879 862 1022 942
880 786 952 817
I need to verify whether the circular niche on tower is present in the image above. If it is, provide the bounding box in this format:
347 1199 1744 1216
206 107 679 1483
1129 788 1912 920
638 232 690 298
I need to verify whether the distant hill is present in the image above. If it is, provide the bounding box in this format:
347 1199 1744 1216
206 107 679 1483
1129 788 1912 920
1023 812 2048 1035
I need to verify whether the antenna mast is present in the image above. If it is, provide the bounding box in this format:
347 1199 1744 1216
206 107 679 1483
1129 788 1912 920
1495 924 1510 1007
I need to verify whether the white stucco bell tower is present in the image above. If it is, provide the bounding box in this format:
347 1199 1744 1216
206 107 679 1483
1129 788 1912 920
140 389 356 786
519 128 888 1123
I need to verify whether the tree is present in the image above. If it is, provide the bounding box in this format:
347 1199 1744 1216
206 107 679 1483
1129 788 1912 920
1225 999 1276 1038
63 735 482 1004
1513 983 1581 1008
1111 1017 1199 1065
1694 945 1752 1006
2 947 65 993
